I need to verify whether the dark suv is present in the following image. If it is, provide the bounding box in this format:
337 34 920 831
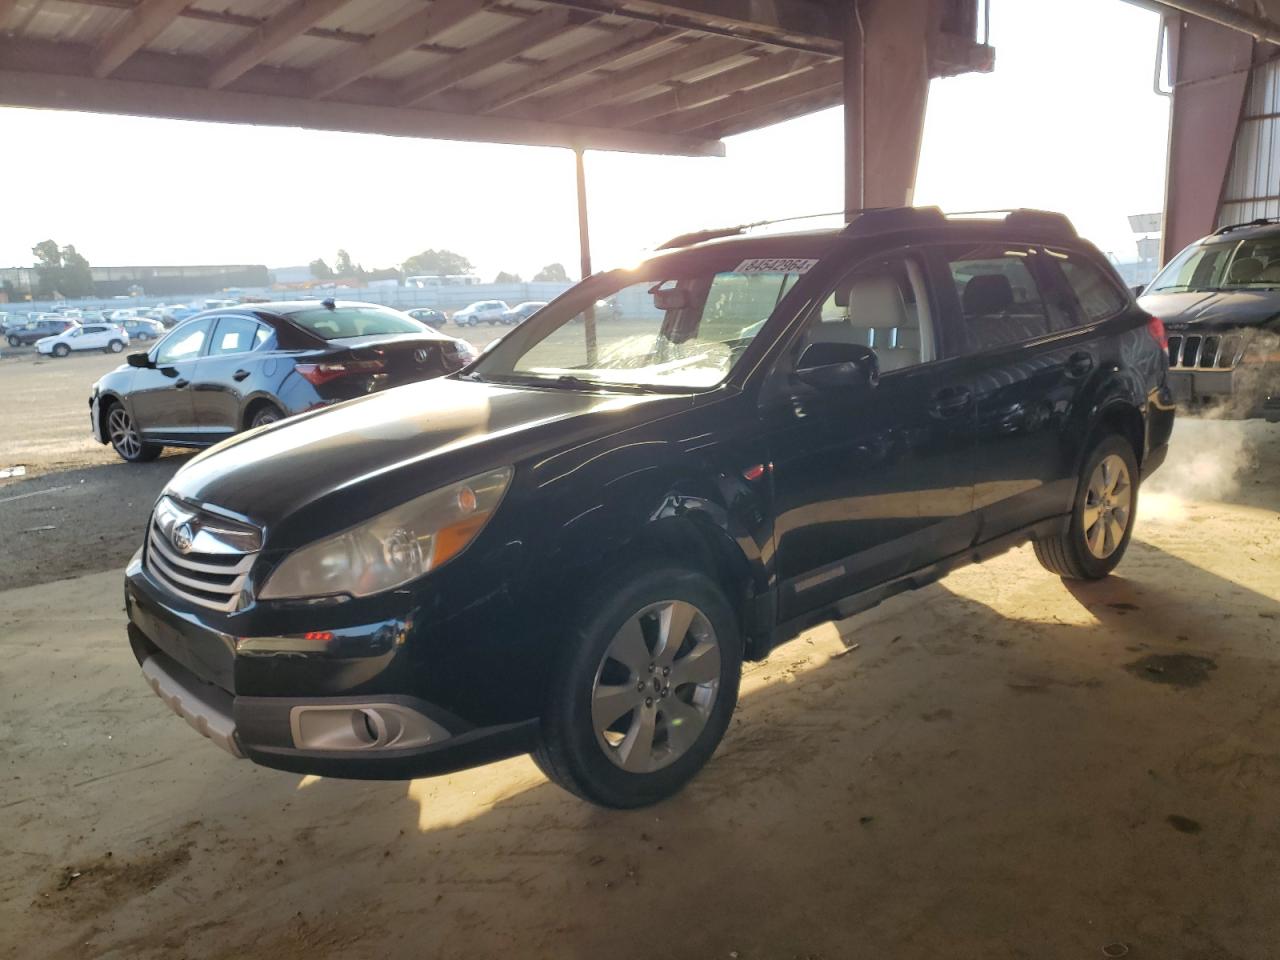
1139 218 1280 421
7 316 76 346
124 208 1173 808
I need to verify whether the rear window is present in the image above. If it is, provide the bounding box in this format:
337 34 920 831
284 306 423 340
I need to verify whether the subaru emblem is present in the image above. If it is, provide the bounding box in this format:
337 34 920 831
172 522 195 554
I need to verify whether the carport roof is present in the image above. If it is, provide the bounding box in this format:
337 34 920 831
0 0 868 156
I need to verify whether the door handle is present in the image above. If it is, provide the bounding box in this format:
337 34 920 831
232 369 250 382
174 378 189 389
929 386 972 419
1066 351 1094 379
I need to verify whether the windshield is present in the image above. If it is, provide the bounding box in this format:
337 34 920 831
1149 236 1280 293
473 252 819 391
284 305 425 340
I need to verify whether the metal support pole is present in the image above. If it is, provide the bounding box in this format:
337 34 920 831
574 146 597 364
843 1 865 219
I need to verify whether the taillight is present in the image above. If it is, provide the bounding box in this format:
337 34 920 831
1146 316 1168 350
296 359 384 386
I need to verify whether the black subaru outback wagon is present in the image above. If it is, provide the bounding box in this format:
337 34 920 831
124 207 1174 808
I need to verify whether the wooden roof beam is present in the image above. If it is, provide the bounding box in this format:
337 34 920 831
535 35 746 120
308 0 485 99
208 0 355 90
398 6 581 107
655 59 841 133
601 48 819 128
0 65 726 155
90 0 190 78
692 79 842 139
472 22 678 114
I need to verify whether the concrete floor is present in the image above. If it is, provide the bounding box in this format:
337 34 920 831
1 419 1278 960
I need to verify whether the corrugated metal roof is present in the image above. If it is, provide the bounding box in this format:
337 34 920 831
0 0 852 156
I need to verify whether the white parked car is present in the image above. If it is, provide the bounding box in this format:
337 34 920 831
451 300 510 327
37 322 129 357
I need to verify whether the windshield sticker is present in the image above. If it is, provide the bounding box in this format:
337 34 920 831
733 258 819 275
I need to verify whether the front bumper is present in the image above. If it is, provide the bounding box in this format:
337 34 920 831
1166 364 1280 421
125 556 538 780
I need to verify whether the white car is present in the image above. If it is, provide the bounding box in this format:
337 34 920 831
451 300 510 327
37 322 129 357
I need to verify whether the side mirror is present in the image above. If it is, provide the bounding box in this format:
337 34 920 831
794 341 879 391
1131 284 1146 297
126 352 154 369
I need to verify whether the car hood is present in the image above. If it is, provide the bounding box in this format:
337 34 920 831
165 376 676 547
1138 289 1280 330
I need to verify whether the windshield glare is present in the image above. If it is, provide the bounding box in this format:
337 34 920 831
285 306 425 340
474 259 811 390
1149 236 1280 293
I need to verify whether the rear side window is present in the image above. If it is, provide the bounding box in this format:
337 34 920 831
945 245 1052 353
210 316 268 355
1049 249 1127 321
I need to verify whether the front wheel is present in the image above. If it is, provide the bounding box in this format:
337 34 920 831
106 403 161 462
53 343 70 358
1034 434 1139 580
534 565 742 808
6 335 18 347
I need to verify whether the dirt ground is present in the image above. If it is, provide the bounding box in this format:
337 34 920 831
3 342 1280 959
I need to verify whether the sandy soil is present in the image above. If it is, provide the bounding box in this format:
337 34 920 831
1 416 1277 960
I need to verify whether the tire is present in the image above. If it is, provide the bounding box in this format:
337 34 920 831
249 403 284 429
6 335 18 347
53 343 70 357
105 402 161 463
108 340 124 353
1034 433 1139 580
534 564 742 808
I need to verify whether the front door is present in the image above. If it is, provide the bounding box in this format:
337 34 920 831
766 251 979 621
130 318 212 444
192 314 272 439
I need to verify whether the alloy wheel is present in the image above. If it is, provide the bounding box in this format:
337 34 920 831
1083 453 1132 559
590 600 721 773
108 407 142 460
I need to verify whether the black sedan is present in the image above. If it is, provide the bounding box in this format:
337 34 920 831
405 307 447 328
501 300 547 325
90 300 477 461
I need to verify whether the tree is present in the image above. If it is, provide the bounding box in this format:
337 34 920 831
493 271 522 284
335 249 354 276
60 245 94 299
309 258 334 280
402 249 474 277
533 262 569 282
30 240 94 299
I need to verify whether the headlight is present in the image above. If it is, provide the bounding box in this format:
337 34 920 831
258 467 512 600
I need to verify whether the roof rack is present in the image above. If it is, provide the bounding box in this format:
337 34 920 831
1212 216 1280 236
655 210 848 251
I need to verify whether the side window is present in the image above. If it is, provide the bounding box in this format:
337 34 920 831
210 316 266 356
156 319 212 364
946 246 1053 353
1047 249 1128 322
800 255 935 373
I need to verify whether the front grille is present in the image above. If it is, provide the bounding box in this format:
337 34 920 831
1167 332 1245 370
144 497 262 613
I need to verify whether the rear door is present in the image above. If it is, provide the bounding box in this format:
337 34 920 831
192 314 274 439
130 317 212 444
766 250 979 620
938 242 1118 540
78 324 109 350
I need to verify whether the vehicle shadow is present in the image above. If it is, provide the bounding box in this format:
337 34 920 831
0 454 191 589
57 535 1277 960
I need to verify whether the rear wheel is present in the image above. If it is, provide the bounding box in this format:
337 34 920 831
249 403 284 429
106 403 161 462
534 565 741 808
108 339 125 353
1034 434 1138 580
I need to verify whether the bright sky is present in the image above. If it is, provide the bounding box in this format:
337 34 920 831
1 0 1168 280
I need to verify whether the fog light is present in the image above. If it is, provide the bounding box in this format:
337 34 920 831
289 702 449 751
